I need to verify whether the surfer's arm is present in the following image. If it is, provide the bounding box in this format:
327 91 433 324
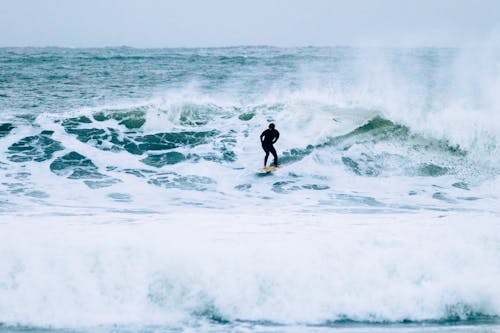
272 131 280 143
260 131 266 142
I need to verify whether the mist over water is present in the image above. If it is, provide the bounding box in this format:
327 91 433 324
0 46 499 332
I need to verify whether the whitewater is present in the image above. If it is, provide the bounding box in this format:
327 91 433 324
0 46 499 332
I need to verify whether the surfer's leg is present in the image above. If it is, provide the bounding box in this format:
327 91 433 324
264 151 270 167
263 144 271 167
270 146 278 167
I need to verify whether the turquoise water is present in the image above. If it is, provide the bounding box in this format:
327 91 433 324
0 47 499 332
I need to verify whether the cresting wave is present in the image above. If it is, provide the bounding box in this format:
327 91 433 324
0 213 499 328
0 91 498 214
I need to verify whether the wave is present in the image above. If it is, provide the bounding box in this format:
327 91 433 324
2 46 499 159
0 93 497 214
0 99 488 173
0 214 499 328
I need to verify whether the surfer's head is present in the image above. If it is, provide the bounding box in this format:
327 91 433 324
269 123 275 129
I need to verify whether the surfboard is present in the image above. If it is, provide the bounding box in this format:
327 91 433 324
262 166 278 173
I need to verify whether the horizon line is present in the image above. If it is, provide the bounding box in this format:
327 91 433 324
0 43 469 50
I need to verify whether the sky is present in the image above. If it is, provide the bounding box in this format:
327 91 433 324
1 0 499 48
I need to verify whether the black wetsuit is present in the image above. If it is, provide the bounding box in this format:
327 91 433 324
260 128 279 167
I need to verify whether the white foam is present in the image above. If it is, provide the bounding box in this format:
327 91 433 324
0 211 499 327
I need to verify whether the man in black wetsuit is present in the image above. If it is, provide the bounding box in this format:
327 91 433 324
260 123 280 167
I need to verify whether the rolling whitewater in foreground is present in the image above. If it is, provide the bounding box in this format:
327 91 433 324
0 46 500 332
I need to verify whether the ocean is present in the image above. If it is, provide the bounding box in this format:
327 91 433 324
0 46 499 332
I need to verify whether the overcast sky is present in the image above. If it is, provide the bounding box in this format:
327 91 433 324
1 0 499 47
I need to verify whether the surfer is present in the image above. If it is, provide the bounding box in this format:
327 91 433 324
260 123 280 167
